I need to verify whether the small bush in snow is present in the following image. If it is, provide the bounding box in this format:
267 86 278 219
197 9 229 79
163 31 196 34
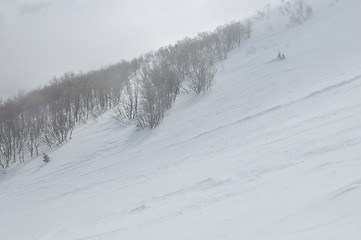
43 153 50 163
279 0 292 15
280 0 313 26
255 4 271 21
289 0 313 25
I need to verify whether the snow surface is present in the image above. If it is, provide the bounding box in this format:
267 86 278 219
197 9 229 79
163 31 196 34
1 0 361 239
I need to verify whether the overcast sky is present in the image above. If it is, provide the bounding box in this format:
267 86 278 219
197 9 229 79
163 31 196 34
0 0 278 100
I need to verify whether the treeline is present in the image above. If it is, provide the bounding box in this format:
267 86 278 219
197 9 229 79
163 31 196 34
0 20 252 168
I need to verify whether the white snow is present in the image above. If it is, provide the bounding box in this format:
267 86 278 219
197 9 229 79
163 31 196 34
1 0 361 239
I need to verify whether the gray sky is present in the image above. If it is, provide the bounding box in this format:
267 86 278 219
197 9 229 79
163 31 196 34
0 0 277 100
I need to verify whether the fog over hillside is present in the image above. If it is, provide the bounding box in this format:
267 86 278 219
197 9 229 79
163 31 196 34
0 0 277 99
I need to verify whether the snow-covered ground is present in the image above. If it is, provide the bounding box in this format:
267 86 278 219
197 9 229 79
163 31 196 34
1 0 361 239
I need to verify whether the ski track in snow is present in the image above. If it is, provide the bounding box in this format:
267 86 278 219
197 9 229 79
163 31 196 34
164 73 361 148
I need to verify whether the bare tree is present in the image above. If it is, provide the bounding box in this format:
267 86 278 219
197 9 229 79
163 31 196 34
188 51 217 94
280 0 313 25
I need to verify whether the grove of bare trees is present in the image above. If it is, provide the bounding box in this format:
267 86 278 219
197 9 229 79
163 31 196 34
0 20 253 169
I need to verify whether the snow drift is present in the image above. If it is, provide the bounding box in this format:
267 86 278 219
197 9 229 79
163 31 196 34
1 0 361 239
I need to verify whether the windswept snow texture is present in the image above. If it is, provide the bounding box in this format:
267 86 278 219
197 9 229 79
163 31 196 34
1 0 361 239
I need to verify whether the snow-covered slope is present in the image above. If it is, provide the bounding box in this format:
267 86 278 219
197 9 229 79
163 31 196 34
1 0 361 239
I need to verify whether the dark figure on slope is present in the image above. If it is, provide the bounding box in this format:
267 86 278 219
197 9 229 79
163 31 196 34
278 52 286 60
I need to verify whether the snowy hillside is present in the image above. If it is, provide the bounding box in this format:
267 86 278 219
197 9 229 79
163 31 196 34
1 0 361 239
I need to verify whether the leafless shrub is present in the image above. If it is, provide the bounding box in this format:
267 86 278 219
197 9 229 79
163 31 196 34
280 0 313 26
